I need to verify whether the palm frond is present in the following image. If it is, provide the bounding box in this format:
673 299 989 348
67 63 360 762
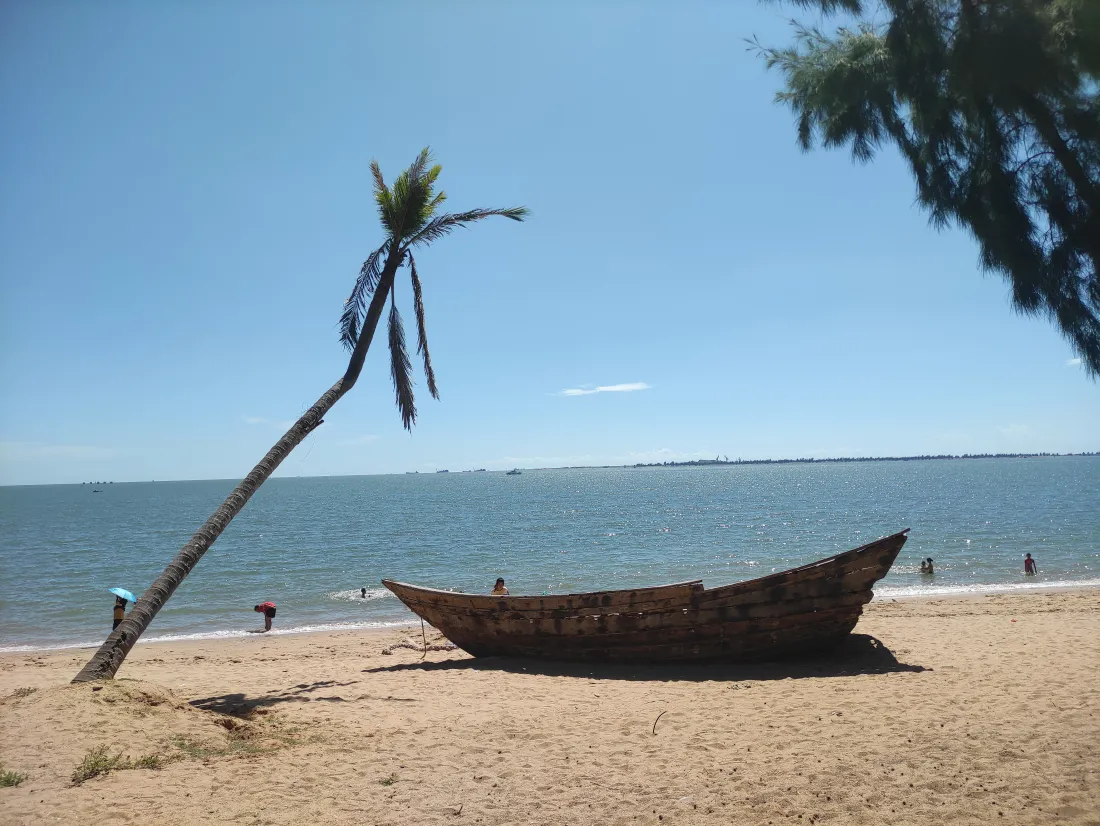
403 207 530 249
407 252 438 399
371 161 393 230
388 285 417 430
370 160 390 199
385 147 438 242
339 241 388 351
428 190 447 213
406 147 432 187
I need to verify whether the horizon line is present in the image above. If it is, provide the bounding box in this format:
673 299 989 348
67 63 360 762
3 451 1097 488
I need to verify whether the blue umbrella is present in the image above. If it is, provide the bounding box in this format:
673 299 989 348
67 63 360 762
109 587 137 603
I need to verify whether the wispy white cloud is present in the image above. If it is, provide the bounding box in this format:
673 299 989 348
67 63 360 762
0 441 115 460
559 382 650 397
241 415 294 429
1066 357 1082 367
337 435 380 447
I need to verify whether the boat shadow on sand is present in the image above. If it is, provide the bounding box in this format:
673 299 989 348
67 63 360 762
361 633 929 683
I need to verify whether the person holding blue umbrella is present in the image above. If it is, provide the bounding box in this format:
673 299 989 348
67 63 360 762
109 588 137 630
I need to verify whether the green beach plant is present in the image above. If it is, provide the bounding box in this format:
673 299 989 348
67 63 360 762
0 764 28 787
753 0 1100 375
71 746 127 784
73 149 527 682
70 746 169 784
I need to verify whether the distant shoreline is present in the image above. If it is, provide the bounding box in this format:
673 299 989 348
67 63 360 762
625 451 1099 469
3 452 1097 488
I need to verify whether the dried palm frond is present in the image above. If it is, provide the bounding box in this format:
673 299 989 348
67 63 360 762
339 241 389 351
404 207 530 249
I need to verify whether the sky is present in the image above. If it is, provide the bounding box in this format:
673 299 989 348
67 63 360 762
1 1 1097 486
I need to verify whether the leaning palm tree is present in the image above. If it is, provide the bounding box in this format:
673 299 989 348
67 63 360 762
74 148 527 682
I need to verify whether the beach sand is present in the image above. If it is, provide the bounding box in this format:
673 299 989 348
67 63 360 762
1 590 1097 825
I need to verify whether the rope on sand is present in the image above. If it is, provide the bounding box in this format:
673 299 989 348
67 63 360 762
381 640 457 655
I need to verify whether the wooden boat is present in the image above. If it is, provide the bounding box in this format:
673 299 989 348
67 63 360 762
382 529 909 663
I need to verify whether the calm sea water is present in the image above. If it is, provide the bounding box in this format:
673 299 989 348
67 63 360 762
1 458 1097 651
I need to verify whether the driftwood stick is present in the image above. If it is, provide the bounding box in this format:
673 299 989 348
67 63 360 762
652 710 668 736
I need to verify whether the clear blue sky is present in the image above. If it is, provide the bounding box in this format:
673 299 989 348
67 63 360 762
1 2 1096 486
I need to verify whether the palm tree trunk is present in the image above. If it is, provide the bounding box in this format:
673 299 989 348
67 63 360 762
73 251 403 683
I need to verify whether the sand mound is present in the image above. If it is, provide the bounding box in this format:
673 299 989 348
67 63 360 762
0 679 253 785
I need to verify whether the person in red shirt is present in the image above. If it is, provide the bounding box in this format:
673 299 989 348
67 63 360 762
254 601 276 631
1024 554 1038 575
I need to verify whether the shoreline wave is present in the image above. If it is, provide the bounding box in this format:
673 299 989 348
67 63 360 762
873 577 1100 600
4 579 1098 653
0 618 418 654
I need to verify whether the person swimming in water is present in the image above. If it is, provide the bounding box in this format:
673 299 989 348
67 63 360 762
920 558 934 574
361 587 367 598
1024 553 1038 575
491 578 509 595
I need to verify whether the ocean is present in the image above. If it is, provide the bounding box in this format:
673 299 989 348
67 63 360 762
1 457 1097 652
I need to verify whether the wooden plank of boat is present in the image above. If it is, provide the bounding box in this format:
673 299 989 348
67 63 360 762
381 528 908 663
382 580 705 616
414 564 887 624
424 594 872 647
448 611 865 662
384 530 905 620
697 531 906 604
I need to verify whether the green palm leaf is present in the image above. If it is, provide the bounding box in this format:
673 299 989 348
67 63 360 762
388 286 417 430
407 252 438 399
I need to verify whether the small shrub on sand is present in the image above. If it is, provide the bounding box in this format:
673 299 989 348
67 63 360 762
0 764 28 787
10 687 37 699
72 746 127 784
71 746 168 784
379 772 398 786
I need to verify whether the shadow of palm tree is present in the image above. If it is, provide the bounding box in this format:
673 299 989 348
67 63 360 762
361 634 929 682
189 679 361 717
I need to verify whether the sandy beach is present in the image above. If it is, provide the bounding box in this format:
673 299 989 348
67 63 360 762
1 590 1097 825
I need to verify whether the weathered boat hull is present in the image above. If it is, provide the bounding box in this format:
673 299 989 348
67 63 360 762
382 529 908 663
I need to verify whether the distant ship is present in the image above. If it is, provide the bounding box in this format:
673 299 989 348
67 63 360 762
436 469 450 473
506 468 522 475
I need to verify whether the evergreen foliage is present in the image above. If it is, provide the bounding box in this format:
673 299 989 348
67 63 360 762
756 0 1100 375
